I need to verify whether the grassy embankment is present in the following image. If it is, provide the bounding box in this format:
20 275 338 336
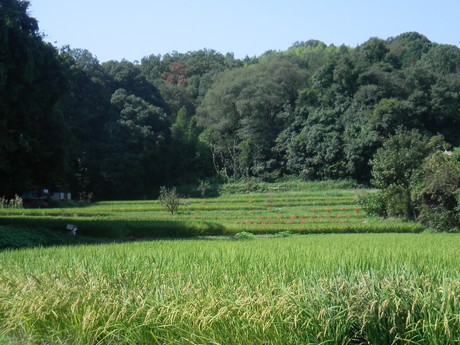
0 181 423 247
1 233 459 344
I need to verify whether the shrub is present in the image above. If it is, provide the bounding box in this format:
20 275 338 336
233 231 256 240
382 185 413 218
369 130 445 220
412 150 460 232
357 192 386 217
159 186 182 215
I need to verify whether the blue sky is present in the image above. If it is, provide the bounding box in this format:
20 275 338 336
29 0 460 62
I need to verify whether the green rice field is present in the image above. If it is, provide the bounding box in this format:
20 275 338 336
1 181 455 344
0 181 423 240
1 233 459 344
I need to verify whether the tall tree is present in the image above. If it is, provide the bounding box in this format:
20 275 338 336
197 58 306 179
0 0 69 196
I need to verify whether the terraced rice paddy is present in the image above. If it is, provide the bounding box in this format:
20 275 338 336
0 182 458 344
0 182 423 238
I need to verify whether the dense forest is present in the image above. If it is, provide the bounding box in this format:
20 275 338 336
1 0 460 201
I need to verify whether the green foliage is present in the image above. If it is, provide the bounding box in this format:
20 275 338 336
0 226 68 249
283 108 346 180
220 179 359 194
357 191 386 216
233 231 256 240
196 179 220 198
169 108 213 184
3 20 460 199
0 181 422 242
0 0 69 197
158 186 182 215
381 184 413 218
370 128 434 190
197 57 307 178
369 129 444 219
411 150 460 231
369 128 460 231
358 186 412 219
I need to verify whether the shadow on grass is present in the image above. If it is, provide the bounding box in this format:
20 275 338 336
0 218 227 250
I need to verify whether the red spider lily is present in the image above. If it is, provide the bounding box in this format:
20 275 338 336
355 207 361 212
291 216 296 219
341 207 346 211
286 221 293 224
300 215 305 219
327 208 331 213
300 221 306 224
336 215 342 219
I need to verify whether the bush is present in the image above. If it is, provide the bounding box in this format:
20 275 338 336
159 186 182 215
357 192 386 217
369 130 446 221
233 231 256 240
382 185 413 218
412 150 460 232
358 185 414 219
196 179 220 198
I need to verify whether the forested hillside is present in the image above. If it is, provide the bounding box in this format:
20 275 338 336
1 0 460 200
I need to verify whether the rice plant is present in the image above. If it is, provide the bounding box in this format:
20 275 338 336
0 181 422 240
0 233 459 344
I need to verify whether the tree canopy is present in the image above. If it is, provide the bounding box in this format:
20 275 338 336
2 1 460 203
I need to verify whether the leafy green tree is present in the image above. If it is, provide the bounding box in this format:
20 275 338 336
102 59 164 107
358 37 390 64
100 88 169 198
283 108 346 179
198 58 306 178
168 107 213 183
140 49 242 117
370 128 443 218
387 32 432 67
56 48 111 198
0 0 69 196
411 149 460 231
